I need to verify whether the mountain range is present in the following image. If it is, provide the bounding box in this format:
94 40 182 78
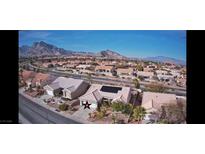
19 41 72 57
19 41 185 65
143 56 186 65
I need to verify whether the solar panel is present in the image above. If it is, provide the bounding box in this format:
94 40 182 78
100 86 122 93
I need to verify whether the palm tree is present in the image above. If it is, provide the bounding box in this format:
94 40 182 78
133 78 140 89
132 106 146 123
87 73 92 84
136 64 143 71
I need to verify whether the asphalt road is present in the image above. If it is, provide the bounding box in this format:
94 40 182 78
19 94 81 124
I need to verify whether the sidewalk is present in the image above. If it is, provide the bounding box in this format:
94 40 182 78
19 88 93 124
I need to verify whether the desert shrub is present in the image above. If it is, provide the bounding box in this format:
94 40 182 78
145 83 167 93
122 103 133 115
112 102 124 112
156 102 186 124
112 102 133 115
96 111 104 119
59 103 68 111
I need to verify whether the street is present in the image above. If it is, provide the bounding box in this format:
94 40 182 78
19 94 81 124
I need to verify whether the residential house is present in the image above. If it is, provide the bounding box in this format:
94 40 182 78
79 84 131 109
156 70 168 75
143 67 153 72
137 71 154 79
170 70 181 78
157 74 174 81
44 77 89 100
19 70 36 88
20 70 35 81
26 73 51 89
95 65 115 76
64 64 76 69
76 64 94 71
116 68 135 79
42 62 52 68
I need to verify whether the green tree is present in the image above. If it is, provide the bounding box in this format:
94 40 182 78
112 102 133 115
136 64 144 71
132 106 146 123
112 102 124 112
122 103 133 115
133 78 140 89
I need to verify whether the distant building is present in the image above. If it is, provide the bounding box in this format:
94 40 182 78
76 64 92 70
143 67 153 72
170 70 181 78
157 74 174 81
63 64 76 69
116 68 135 79
156 70 168 75
95 65 115 76
137 71 154 79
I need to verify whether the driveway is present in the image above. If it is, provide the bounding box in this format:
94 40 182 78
72 106 95 121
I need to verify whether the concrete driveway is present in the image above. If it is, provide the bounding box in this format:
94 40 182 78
72 106 95 121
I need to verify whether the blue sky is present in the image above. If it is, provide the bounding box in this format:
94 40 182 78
19 30 186 61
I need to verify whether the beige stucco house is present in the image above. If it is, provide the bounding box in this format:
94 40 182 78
79 84 131 109
95 65 115 76
44 77 89 100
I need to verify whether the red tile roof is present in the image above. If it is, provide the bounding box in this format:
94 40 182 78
21 70 36 80
32 73 50 83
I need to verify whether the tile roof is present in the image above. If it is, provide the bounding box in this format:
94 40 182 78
79 89 103 102
137 71 154 77
32 73 50 83
21 70 36 80
95 65 114 70
46 77 85 92
117 68 133 74
142 92 176 110
79 84 131 103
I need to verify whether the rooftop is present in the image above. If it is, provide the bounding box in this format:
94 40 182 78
142 92 177 111
95 65 114 70
32 73 50 83
46 77 85 91
80 84 131 103
117 68 133 74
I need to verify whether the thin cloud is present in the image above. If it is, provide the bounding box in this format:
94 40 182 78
20 31 51 40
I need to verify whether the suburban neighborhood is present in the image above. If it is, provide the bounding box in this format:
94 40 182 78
19 31 186 124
